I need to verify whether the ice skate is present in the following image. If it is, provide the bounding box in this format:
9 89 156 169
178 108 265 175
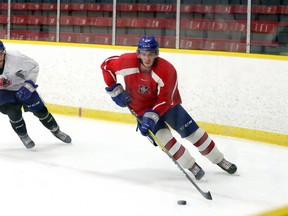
189 162 205 180
217 158 237 174
52 128 72 143
19 134 35 149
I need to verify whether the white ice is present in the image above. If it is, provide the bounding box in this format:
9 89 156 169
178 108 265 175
0 113 287 216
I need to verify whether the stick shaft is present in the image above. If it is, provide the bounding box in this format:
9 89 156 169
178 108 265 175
127 106 212 200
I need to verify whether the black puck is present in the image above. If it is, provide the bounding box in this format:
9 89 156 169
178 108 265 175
177 200 187 205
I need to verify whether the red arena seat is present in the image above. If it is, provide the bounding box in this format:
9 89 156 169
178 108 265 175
159 36 176 48
252 21 278 33
60 4 72 11
0 3 7 10
145 18 170 28
181 4 194 13
26 3 42 10
93 34 112 44
193 4 213 13
0 15 7 24
137 4 157 12
214 5 233 14
117 35 138 46
73 16 90 26
179 38 205 50
27 16 47 25
129 18 146 28
85 4 102 11
229 20 246 32
60 32 77 43
181 19 209 30
231 5 247 14
76 33 94 43
117 4 138 12
279 6 288 14
251 40 279 46
69 4 86 11
11 15 29 24
11 3 27 10
98 4 113 12
154 4 176 13
0 30 6 38
90 17 112 27
47 16 57 25
204 40 226 51
60 16 74 25
208 20 229 31
10 30 30 40
41 3 57 10
252 5 278 14
224 41 246 52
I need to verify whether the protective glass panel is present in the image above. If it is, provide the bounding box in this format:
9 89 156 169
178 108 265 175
1 1 287 55
180 0 247 52
115 0 177 48
59 0 113 44
250 0 288 55
9 0 57 42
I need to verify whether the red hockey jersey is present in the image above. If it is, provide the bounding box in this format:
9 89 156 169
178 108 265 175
101 52 182 116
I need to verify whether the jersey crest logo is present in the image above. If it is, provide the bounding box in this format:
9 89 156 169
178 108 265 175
0 76 11 87
138 85 149 94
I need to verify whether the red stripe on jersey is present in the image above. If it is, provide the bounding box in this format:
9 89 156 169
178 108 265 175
193 132 208 147
173 145 185 160
200 141 215 155
165 137 177 150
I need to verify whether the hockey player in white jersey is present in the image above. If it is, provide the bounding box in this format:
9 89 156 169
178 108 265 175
0 40 71 149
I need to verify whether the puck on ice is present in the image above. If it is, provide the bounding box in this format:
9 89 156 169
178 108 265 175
177 200 187 205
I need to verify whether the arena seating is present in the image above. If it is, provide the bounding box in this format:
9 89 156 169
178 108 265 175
0 2 287 53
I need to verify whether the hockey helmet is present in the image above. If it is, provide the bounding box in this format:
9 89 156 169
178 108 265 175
137 36 159 55
0 40 5 52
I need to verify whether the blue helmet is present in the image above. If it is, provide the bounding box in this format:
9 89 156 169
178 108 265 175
137 36 159 55
0 40 5 51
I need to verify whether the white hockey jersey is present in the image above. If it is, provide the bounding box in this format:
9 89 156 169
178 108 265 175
0 49 39 91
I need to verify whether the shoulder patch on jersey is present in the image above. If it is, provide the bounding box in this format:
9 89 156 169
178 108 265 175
16 70 25 80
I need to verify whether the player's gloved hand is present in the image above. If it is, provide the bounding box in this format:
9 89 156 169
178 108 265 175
139 110 159 136
105 83 131 107
16 80 38 101
0 76 10 87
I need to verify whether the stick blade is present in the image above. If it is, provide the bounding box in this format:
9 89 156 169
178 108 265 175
203 191 213 200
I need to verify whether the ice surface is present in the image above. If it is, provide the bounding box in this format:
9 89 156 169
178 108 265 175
0 113 287 216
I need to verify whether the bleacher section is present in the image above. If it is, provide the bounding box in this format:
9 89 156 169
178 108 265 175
0 1 287 54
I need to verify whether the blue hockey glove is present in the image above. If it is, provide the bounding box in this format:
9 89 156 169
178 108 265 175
16 80 38 101
105 83 131 107
139 110 159 136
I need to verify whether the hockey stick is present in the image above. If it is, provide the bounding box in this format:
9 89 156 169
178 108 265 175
127 105 212 200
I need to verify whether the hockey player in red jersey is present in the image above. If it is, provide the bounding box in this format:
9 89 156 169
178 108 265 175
101 36 237 180
0 40 71 149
